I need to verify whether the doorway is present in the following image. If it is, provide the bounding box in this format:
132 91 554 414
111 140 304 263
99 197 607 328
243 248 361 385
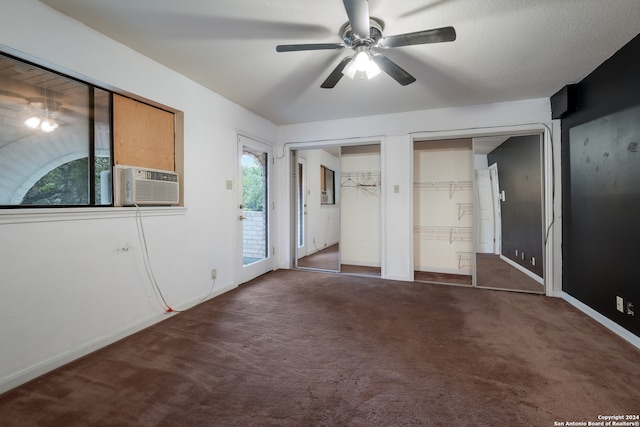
237 134 273 284
296 156 308 259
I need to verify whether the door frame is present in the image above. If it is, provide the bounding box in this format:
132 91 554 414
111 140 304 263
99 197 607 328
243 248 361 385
237 133 274 284
296 156 308 259
488 163 502 255
475 167 495 254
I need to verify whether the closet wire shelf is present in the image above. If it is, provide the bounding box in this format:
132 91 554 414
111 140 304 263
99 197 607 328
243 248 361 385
457 203 473 220
413 180 473 198
413 225 473 244
457 251 474 270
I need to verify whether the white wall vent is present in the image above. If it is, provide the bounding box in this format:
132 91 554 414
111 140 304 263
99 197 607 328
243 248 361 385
114 165 179 206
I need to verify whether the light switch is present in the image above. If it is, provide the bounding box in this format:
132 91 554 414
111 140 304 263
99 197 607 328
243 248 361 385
394 185 400 193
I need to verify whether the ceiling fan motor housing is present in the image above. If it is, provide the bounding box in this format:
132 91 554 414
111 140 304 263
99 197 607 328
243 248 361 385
342 18 383 47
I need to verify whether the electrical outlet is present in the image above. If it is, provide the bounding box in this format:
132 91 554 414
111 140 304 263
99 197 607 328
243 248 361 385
616 296 624 313
515 250 518 257
531 256 536 266
521 251 525 260
211 269 217 280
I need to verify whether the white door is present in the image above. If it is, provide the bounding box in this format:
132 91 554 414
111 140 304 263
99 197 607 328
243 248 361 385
237 134 273 284
296 156 307 259
489 163 502 254
475 168 494 253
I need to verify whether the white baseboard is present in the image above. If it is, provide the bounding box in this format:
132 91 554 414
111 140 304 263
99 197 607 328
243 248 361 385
384 274 413 282
173 281 238 311
0 280 239 395
0 316 165 395
340 259 381 268
414 266 472 276
561 291 640 350
500 255 544 285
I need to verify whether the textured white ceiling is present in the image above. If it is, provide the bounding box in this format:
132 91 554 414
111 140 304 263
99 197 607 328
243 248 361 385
38 0 640 125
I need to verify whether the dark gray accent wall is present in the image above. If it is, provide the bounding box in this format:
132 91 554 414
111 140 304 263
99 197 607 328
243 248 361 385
557 33 640 337
487 135 544 277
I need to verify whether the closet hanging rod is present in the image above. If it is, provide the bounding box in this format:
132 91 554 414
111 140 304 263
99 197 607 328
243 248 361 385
413 180 472 188
340 170 381 188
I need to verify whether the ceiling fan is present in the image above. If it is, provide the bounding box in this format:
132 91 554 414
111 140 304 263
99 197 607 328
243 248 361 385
276 0 456 88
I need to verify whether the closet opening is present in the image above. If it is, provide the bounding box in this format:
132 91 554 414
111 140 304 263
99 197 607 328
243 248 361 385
291 143 382 277
412 131 548 295
413 139 474 286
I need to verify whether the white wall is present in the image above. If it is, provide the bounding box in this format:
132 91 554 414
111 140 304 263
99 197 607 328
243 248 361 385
274 98 559 286
0 0 277 393
474 154 489 170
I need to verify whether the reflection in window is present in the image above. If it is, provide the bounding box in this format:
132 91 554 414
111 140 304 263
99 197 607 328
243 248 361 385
22 158 89 205
320 165 335 205
0 52 112 206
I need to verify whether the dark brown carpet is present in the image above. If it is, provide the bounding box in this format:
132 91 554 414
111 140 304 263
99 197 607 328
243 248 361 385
297 243 339 271
414 270 472 286
340 264 381 276
298 244 382 276
1 269 639 426
476 253 544 293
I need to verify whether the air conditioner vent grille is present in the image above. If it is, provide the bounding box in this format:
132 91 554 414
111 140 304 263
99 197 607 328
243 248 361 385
134 179 179 203
114 165 179 206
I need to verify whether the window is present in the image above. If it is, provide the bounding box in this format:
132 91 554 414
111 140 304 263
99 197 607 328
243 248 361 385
320 165 335 205
242 149 266 213
0 52 112 207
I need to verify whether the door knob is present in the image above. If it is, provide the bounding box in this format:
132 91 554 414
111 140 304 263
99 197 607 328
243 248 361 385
239 215 247 220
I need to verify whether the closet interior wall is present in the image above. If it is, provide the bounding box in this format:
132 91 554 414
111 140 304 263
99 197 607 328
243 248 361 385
413 139 474 283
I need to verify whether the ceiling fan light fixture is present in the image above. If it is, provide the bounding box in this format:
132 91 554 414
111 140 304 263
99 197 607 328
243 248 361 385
23 100 60 132
353 49 370 72
342 58 357 79
40 118 59 133
342 47 380 80
365 56 381 79
24 116 42 129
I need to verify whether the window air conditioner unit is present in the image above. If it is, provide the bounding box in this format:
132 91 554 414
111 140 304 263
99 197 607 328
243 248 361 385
114 165 179 206
321 191 329 205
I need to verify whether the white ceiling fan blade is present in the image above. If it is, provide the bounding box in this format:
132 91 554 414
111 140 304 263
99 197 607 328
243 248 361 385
342 0 370 40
